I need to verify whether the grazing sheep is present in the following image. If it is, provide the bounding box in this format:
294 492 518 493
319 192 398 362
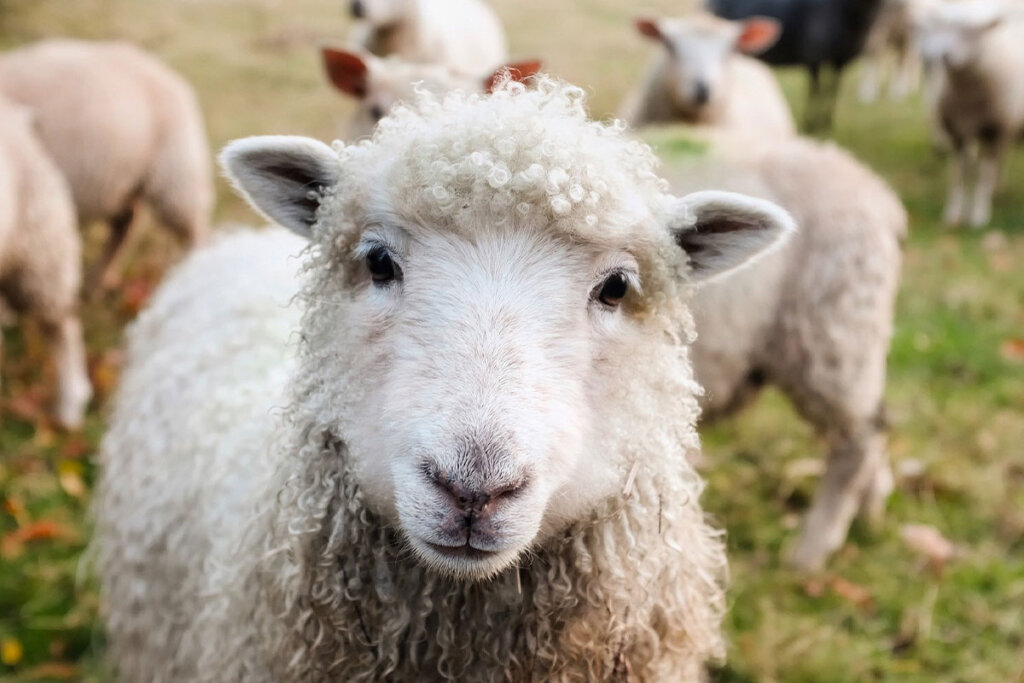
0 98 91 428
347 0 508 76
0 39 213 287
709 0 885 131
321 46 540 138
859 0 925 102
648 127 906 570
915 0 1024 228
623 13 796 136
95 79 796 681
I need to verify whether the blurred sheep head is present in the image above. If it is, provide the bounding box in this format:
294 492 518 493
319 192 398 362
913 0 1004 69
635 13 780 113
321 47 541 138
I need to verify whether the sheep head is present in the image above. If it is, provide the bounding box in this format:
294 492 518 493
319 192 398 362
636 13 780 115
913 0 1003 69
221 78 793 580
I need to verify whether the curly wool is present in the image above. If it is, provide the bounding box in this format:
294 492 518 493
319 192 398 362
97 80 727 681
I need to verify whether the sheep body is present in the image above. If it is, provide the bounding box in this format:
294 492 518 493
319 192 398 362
0 98 91 427
350 0 508 76
0 39 213 283
651 128 906 569
96 80 798 681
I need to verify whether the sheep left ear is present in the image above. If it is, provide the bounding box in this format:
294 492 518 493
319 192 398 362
220 136 341 239
735 17 781 54
670 190 795 283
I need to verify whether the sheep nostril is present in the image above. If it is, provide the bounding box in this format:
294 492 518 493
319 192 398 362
693 81 710 106
426 468 526 515
350 0 365 19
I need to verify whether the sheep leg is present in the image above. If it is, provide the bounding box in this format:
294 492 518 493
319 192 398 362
41 314 92 429
889 46 919 100
942 143 970 227
804 65 823 132
858 57 882 103
969 137 1005 228
90 204 138 292
790 424 885 571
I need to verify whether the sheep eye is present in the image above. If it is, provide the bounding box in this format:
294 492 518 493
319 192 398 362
596 272 628 307
366 246 398 284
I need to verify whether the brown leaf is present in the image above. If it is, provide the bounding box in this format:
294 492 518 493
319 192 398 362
901 523 956 571
89 349 123 400
20 662 80 680
1000 338 1024 363
0 520 71 559
830 576 874 609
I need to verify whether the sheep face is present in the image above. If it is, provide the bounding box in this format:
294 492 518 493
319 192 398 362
222 81 793 580
913 2 1002 69
636 14 780 115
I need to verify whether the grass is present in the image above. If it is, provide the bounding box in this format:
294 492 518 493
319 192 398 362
1 0 1022 680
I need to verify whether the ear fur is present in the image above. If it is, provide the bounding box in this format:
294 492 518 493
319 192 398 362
635 18 663 41
219 136 341 239
670 190 795 282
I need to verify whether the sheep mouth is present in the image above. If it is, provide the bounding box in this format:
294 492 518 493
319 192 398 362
425 541 498 561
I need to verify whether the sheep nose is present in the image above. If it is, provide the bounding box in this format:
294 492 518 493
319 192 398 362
693 81 710 106
350 0 365 18
429 471 525 518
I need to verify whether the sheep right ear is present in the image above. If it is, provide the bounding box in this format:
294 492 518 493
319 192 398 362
736 17 781 54
670 190 795 283
322 47 371 98
220 136 341 239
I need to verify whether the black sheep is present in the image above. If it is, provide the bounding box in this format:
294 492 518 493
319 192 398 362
709 0 884 130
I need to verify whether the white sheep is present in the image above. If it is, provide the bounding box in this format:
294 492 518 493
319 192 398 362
95 79 796 681
321 46 540 138
0 39 213 286
859 0 925 102
915 0 1024 227
622 13 796 136
0 97 91 428
347 0 508 77
650 127 906 571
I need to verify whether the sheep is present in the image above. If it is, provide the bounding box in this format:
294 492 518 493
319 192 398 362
622 12 796 136
708 0 886 131
914 0 1024 228
647 126 906 570
0 97 91 428
94 78 797 681
321 46 540 138
347 0 508 77
0 39 213 287
859 0 925 102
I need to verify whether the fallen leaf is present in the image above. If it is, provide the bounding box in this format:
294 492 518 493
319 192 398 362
1000 338 1024 363
0 520 71 560
830 576 874 609
89 349 122 400
58 434 90 460
1 637 22 666
20 662 80 680
901 523 956 571
57 461 86 499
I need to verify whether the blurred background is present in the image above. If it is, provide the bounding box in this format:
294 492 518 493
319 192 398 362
0 0 1021 680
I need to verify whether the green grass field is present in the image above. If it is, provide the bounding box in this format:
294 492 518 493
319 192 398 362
1 0 1022 680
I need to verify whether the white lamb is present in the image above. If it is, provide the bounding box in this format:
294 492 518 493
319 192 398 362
622 13 796 136
652 128 906 571
0 39 213 286
321 46 540 138
95 79 796 680
916 0 1024 227
0 97 91 428
347 0 508 77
